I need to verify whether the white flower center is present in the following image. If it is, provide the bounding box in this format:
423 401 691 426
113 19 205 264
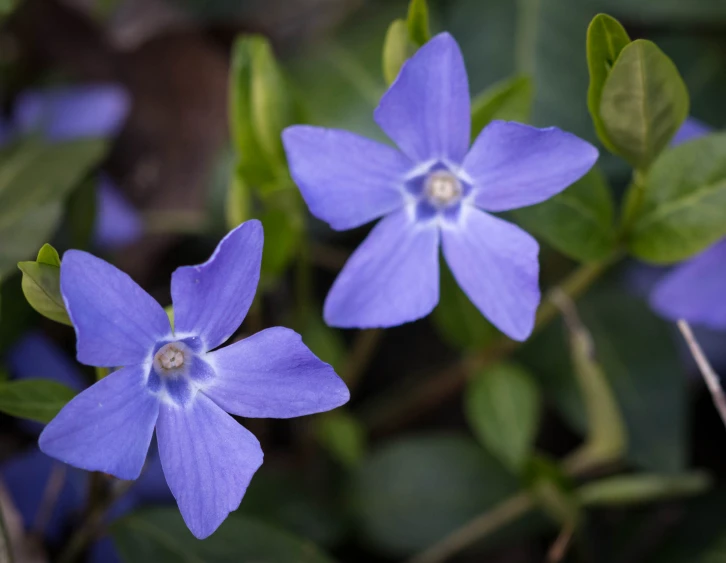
154 343 186 372
425 171 462 206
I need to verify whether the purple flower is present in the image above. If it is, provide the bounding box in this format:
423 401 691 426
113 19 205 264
282 33 597 340
38 220 350 539
671 117 710 146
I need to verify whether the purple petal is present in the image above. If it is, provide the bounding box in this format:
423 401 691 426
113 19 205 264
61 250 170 367
0 115 12 145
463 121 598 212
7 332 85 390
171 220 262 351
204 327 349 418
14 85 130 141
650 239 726 329
38 365 159 480
324 209 439 328
671 117 711 146
282 126 410 230
374 32 471 164
156 394 263 539
0 447 86 544
442 208 540 341
94 176 143 250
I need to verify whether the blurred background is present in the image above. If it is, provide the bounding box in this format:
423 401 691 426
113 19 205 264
1 0 726 562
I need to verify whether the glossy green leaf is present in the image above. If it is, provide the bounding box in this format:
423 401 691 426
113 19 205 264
578 472 711 506
352 434 521 555
382 19 414 85
586 14 631 153
0 138 108 230
471 75 533 139
407 0 430 47
432 263 500 350
628 133 726 263
230 35 296 185
514 166 616 263
599 39 689 170
18 244 70 326
314 410 366 468
520 290 687 473
0 379 76 423
112 509 335 563
465 363 540 472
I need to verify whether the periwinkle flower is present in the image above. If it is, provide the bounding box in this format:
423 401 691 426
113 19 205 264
282 33 598 340
38 220 350 539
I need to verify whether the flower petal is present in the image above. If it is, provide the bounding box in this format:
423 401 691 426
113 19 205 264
14 85 130 141
282 126 410 230
61 250 171 366
442 208 540 341
672 117 711 146
650 239 726 329
204 327 349 418
38 365 159 480
171 220 262 351
7 332 85 390
463 121 598 212
324 208 439 328
374 32 470 164
94 176 143 250
156 394 263 539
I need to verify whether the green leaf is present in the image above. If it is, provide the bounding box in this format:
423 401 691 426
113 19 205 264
18 244 71 326
65 177 98 249
520 290 687 473
314 410 367 468
260 192 304 280
406 0 430 47
471 75 534 139
352 434 521 555
0 379 76 423
382 19 415 85
464 363 540 472
432 262 500 350
578 472 711 507
586 14 631 153
513 166 616 263
230 35 296 185
523 457 579 526
112 509 336 563
628 133 726 263
599 39 689 170
225 166 251 231
0 138 108 230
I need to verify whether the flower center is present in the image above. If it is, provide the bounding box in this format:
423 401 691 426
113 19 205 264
424 170 462 206
154 343 186 372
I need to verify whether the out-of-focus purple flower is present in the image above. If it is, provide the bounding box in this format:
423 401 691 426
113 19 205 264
671 117 711 146
94 175 143 250
282 33 597 340
1 333 173 557
39 220 350 539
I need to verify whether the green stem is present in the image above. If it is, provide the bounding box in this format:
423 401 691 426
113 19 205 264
361 256 619 434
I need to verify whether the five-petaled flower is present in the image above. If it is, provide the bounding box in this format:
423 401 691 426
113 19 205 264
283 32 598 340
38 220 350 539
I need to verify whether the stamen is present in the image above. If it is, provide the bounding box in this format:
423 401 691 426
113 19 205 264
154 343 186 372
425 170 462 206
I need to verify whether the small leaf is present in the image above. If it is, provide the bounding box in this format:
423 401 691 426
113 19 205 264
314 410 366 468
383 19 415 85
514 166 616 263
586 14 631 152
112 509 336 563
18 244 71 326
628 132 726 263
407 0 430 47
523 457 579 526
578 472 711 506
0 379 76 423
465 362 540 472
471 75 534 139
599 39 689 170
432 262 500 350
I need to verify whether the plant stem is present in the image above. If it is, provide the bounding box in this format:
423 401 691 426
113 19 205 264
406 493 534 563
677 320 726 430
342 329 383 390
361 258 617 434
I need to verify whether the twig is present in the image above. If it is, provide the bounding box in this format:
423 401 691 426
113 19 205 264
677 320 726 430
547 522 575 563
